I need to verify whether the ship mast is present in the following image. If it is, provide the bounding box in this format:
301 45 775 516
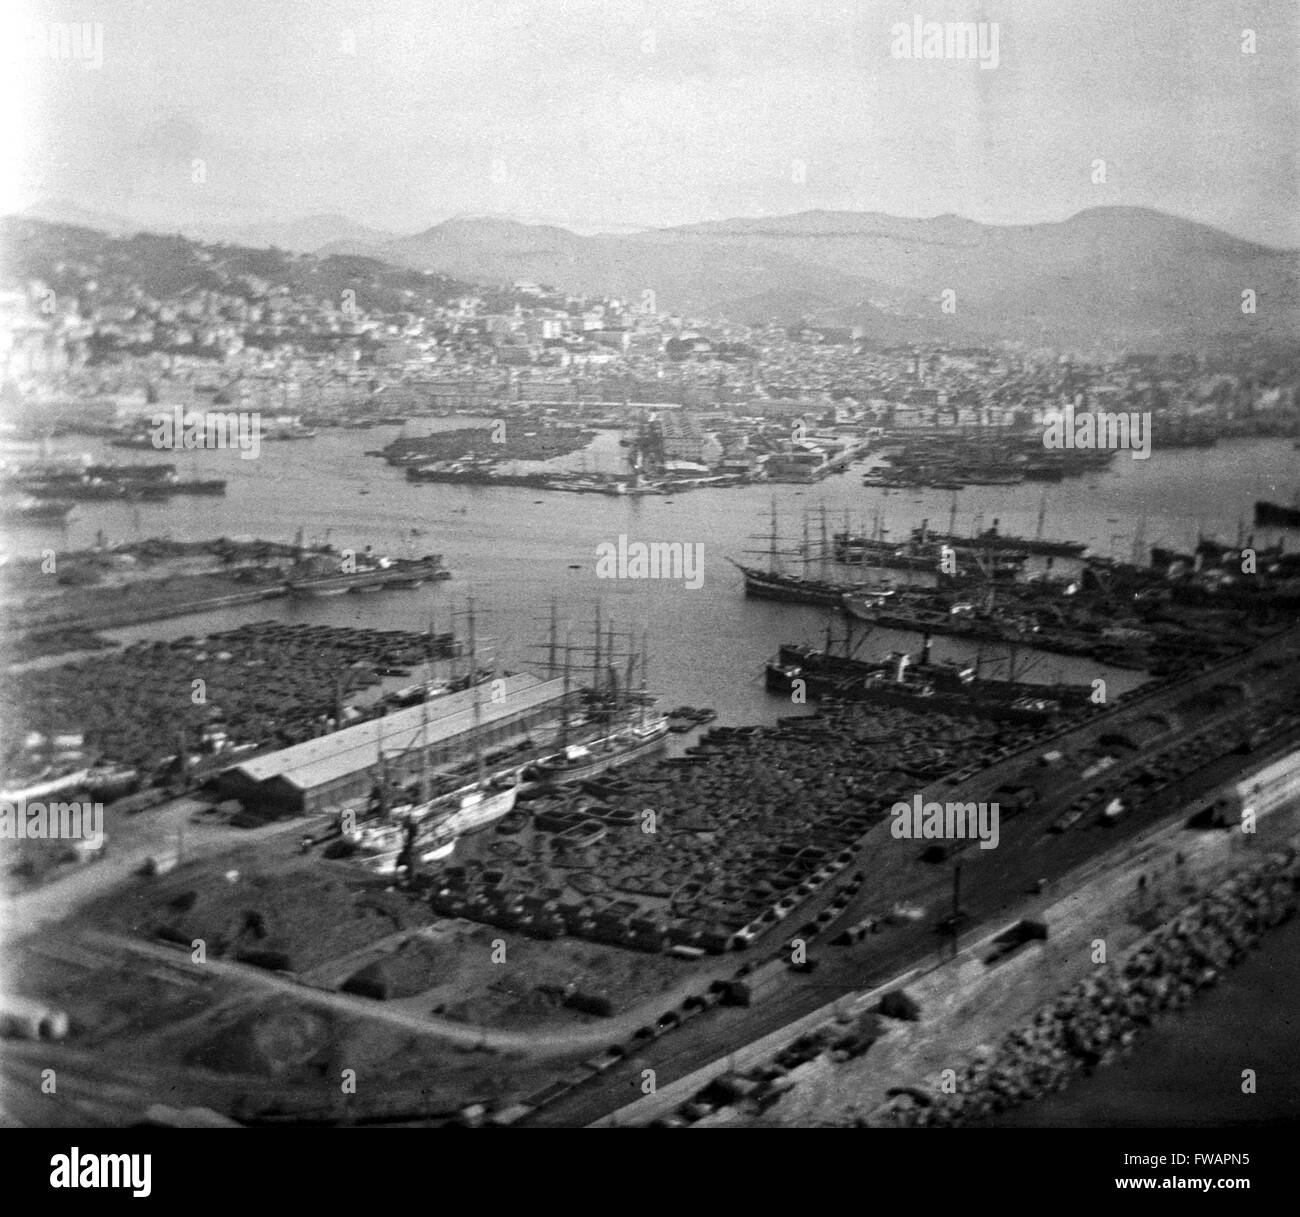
593 600 602 703
468 596 484 786
640 629 649 729
770 497 779 575
607 618 617 704
547 599 559 676
560 630 573 749
1131 516 1147 569
419 658 432 803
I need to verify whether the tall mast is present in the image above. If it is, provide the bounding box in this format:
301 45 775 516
769 497 779 575
606 619 617 718
419 660 430 802
467 595 484 786
547 599 559 677
640 628 649 728
1131 516 1147 569
560 631 573 748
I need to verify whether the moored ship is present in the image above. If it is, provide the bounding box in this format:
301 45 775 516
729 559 854 606
730 500 857 606
909 520 1086 559
534 716 670 785
286 553 448 597
1 497 75 522
1255 499 1300 529
766 632 1090 722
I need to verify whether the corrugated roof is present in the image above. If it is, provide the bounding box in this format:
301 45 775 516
226 673 566 793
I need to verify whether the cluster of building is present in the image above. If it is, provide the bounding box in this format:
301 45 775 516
5 218 1298 444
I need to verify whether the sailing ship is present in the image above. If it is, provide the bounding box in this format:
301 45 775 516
343 600 517 875
766 615 1089 722
728 501 855 606
533 613 668 784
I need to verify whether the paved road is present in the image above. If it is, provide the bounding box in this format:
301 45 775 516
0 798 305 944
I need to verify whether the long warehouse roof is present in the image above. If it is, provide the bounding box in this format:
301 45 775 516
226 673 568 792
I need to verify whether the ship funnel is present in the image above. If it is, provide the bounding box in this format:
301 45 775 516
895 652 911 684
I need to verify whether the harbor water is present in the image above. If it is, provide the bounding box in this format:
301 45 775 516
8 428 1299 721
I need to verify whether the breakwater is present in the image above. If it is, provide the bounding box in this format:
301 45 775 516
875 850 1299 1127
636 782 1300 1129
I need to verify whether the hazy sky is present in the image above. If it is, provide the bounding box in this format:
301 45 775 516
4 0 1297 244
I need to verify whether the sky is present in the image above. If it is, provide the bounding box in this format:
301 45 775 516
2 0 1297 246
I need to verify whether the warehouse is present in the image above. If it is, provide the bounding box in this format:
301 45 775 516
215 673 570 817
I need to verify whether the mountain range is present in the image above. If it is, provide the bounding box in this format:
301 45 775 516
16 200 1298 350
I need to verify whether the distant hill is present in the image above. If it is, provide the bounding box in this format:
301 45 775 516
0 217 476 317
369 206 1298 349
195 214 400 253
19 199 144 238
17 200 395 255
12 203 1298 348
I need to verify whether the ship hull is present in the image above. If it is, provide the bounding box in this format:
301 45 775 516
734 564 849 607
434 785 518 838
1255 500 1300 529
766 662 1060 723
537 730 668 786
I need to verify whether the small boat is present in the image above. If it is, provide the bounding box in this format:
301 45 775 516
1 498 75 522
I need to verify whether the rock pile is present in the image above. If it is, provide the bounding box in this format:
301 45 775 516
878 851 1298 1127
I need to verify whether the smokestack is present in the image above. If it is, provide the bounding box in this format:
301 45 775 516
895 652 910 684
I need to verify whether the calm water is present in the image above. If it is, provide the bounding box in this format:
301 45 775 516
10 427 1299 717
5 424 1299 1122
985 914 1300 1127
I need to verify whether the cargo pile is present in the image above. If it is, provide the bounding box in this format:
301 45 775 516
0 622 459 779
876 851 1299 1127
429 702 1036 955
